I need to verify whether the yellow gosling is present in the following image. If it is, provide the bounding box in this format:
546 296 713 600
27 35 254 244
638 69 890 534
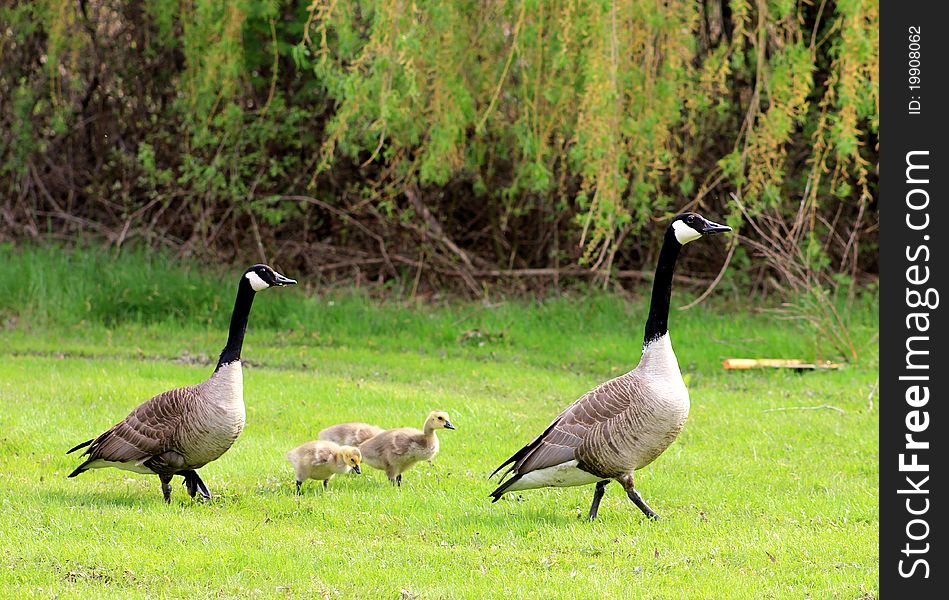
358 411 455 486
286 440 362 493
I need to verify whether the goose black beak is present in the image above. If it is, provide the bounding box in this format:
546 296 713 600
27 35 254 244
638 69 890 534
352 465 362 475
700 219 732 235
444 421 456 430
273 272 297 286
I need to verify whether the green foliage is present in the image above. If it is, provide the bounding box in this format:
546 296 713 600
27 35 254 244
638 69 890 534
1 82 38 177
2 0 877 296
295 0 877 265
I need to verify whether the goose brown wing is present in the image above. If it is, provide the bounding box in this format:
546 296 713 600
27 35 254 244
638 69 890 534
495 377 633 477
78 385 197 465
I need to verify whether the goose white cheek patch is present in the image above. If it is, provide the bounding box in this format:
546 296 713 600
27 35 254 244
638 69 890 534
245 271 270 291
672 220 702 244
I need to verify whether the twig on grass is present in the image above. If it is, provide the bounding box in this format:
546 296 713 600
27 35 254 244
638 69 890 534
763 404 845 414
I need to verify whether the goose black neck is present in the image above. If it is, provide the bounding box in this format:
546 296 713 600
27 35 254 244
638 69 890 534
643 229 681 347
216 278 256 371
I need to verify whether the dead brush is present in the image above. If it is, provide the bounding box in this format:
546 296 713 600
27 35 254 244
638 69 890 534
731 193 861 363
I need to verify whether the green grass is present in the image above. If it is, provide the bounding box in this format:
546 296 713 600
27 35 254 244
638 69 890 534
0 247 878 598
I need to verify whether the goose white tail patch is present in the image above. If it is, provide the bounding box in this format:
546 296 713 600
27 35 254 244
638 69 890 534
245 271 269 291
672 220 702 244
506 460 601 492
86 460 156 475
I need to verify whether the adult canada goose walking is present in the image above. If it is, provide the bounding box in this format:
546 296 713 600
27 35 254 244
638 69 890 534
490 213 731 520
67 264 296 503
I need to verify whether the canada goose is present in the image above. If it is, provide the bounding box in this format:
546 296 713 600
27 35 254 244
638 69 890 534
318 422 386 447
287 440 362 493
66 264 297 503
358 411 455 486
490 213 731 520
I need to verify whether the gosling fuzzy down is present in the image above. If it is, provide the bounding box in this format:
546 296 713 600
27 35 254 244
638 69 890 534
318 422 385 447
287 440 362 493
358 411 455 486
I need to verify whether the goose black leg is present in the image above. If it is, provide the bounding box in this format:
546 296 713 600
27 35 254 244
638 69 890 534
323 479 329 491
181 470 212 500
617 474 659 520
396 474 402 487
159 474 173 504
295 480 302 495
183 473 197 498
588 480 610 520
194 472 211 499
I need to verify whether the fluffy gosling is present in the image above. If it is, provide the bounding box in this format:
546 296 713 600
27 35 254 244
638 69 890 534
358 410 455 486
318 422 385 447
286 440 362 493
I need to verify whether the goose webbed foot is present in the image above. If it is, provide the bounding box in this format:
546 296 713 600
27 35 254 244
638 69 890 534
159 474 173 504
618 474 659 520
588 480 610 520
181 470 212 500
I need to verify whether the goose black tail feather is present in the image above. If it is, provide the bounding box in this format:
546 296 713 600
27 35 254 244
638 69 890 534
489 455 519 480
67 439 94 455
67 458 94 478
489 473 524 502
489 418 562 480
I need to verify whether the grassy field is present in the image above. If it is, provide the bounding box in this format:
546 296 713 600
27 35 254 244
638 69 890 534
0 248 878 598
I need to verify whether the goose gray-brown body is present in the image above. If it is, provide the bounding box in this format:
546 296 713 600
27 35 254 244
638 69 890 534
73 361 246 476
67 264 296 503
490 213 731 519
358 411 455 485
318 422 385 447
287 440 362 492
491 333 687 493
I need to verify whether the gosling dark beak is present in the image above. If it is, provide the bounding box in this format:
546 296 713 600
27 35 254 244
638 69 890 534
273 272 297 286
444 421 456 430
352 465 362 475
700 219 732 235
